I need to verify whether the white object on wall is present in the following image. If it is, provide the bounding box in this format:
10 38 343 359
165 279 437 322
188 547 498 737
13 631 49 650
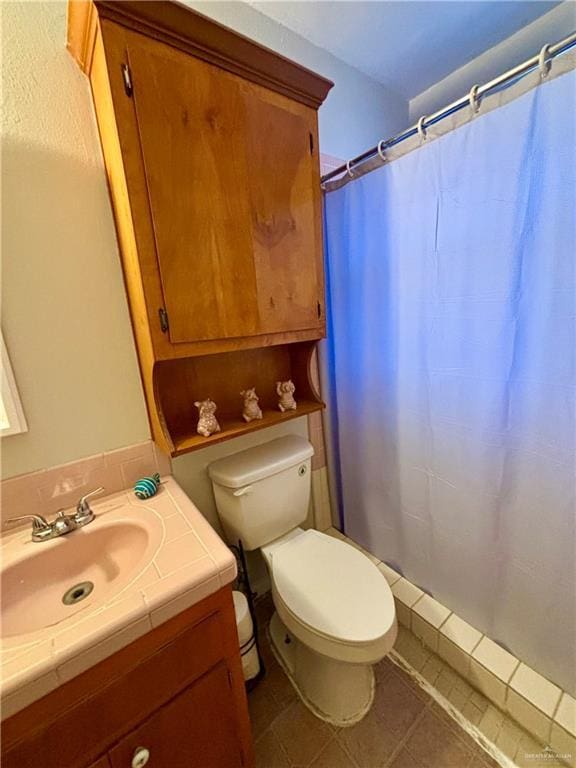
1 333 28 437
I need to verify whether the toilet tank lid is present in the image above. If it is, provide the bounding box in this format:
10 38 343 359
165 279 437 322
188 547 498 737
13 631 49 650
208 435 314 489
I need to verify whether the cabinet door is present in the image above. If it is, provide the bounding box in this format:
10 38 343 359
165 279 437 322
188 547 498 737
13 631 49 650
126 34 321 343
243 85 322 335
127 37 258 344
108 662 243 768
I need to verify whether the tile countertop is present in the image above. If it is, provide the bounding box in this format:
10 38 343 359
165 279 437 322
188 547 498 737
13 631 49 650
0 477 237 720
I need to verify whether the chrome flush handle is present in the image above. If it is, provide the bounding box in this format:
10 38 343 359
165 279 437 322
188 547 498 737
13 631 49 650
232 486 252 497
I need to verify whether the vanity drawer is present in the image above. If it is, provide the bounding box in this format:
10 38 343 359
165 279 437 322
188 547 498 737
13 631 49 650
2 589 240 768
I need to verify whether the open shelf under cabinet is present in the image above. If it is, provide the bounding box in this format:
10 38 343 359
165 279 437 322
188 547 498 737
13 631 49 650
171 400 323 455
153 340 324 456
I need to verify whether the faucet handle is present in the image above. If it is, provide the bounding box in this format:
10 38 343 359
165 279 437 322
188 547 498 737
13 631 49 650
77 487 105 514
4 514 50 531
75 487 105 527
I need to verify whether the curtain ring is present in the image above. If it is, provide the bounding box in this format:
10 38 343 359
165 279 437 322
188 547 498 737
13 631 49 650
346 159 355 178
417 116 427 141
469 84 481 114
377 140 387 162
538 44 552 78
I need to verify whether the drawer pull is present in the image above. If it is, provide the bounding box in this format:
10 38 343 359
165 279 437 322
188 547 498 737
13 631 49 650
132 747 150 768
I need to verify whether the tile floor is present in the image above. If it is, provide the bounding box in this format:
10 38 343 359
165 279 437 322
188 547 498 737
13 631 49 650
250 595 501 768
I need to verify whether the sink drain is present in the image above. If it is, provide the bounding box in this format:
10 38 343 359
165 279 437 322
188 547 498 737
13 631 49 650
62 581 94 606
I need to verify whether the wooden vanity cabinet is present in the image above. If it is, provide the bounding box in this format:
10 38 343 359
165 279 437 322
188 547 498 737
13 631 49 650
1 587 254 768
67 1 333 456
108 663 241 768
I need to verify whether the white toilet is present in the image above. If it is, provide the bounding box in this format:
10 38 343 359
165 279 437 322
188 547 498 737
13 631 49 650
208 435 397 726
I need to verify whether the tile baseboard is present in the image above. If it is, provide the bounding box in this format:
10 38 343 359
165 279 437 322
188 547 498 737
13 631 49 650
394 625 574 768
326 527 576 767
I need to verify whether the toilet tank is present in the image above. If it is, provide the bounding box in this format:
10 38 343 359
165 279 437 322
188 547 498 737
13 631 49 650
208 435 314 550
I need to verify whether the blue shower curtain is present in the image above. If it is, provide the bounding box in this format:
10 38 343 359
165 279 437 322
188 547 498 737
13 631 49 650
323 68 575 693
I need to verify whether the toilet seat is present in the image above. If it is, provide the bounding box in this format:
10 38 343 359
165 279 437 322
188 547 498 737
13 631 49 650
268 530 397 664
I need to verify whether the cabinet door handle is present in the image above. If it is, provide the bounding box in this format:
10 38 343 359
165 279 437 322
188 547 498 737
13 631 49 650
132 746 150 768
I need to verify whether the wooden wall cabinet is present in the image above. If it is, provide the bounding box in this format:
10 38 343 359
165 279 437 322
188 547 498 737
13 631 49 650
1 587 254 768
67 1 333 455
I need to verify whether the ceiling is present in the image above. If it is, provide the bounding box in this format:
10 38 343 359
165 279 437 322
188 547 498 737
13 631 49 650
249 1 561 99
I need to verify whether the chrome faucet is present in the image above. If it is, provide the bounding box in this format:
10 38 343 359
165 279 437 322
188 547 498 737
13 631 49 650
4 487 105 542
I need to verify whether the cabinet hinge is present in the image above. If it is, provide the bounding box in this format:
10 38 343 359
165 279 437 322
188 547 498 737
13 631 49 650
158 308 169 333
121 63 133 97
309 132 314 155
227 668 233 688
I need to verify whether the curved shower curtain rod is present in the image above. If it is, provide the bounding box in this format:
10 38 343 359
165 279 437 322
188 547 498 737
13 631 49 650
321 31 576 186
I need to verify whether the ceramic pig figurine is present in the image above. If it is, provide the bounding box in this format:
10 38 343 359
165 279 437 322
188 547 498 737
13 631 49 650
194 398 221 437
277 380 297 412
241 388 263 423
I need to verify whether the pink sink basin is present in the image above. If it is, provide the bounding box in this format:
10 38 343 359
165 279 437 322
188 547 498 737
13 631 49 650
1 511 162 639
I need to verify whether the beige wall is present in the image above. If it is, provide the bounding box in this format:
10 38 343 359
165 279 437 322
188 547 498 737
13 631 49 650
0 2 336 603
1 3 311 484
1 1 395 485
1 1 150 479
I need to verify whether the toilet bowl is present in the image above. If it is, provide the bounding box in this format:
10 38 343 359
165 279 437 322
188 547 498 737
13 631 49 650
262 527 397 725
208 435 397 726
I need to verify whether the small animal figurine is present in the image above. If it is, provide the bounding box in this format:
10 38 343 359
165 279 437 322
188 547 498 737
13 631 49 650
134 473 161 500
277 380 297 412
241 387 263 422
195 398 221 437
